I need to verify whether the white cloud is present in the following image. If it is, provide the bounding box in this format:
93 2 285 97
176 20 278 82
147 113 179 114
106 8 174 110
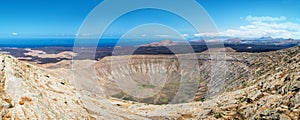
194 33 222 37
194 33 202 37
199 16 300 39
182 34 189 37
155 34 171 38
11 32 18 36
245 15 286 22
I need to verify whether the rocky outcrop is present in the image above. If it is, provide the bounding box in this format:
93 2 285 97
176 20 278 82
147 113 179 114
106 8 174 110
0 54 91 119
204 46 300 119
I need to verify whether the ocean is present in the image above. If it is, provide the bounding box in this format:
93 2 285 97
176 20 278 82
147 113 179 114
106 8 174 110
0 38 159 48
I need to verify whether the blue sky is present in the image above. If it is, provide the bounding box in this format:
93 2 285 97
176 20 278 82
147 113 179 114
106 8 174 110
0 0 300 39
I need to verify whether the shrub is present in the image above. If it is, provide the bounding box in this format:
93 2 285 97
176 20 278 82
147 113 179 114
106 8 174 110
214 112 223 119
159 98 169 103
8 104 14 108
142 84 156 89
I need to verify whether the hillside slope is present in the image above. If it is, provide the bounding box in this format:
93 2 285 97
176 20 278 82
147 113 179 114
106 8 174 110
0 53 92 119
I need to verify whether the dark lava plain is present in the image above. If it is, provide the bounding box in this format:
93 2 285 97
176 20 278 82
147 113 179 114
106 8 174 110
0 44 297 64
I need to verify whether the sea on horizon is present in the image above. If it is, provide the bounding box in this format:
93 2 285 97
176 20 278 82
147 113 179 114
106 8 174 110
0 38 165 48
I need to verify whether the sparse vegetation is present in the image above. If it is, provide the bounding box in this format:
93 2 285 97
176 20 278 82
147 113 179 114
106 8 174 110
105 95 110 99
239 97 245 103
214 112 223 119
159 98 169 104
142 84 156 89
8 104 14 108
242 83 248 88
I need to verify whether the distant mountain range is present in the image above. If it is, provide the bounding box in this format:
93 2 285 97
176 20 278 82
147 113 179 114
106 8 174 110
189 37 299 45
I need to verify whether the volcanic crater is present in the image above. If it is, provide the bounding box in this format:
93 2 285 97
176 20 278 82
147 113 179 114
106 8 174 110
95 53 250 105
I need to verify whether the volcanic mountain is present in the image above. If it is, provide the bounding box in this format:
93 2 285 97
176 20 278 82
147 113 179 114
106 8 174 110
1 46 300 119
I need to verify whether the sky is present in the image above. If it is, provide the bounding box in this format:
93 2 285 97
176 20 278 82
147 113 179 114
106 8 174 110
0 0 300 39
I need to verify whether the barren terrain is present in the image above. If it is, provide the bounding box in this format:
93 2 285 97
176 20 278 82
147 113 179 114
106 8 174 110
0 46 299 119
